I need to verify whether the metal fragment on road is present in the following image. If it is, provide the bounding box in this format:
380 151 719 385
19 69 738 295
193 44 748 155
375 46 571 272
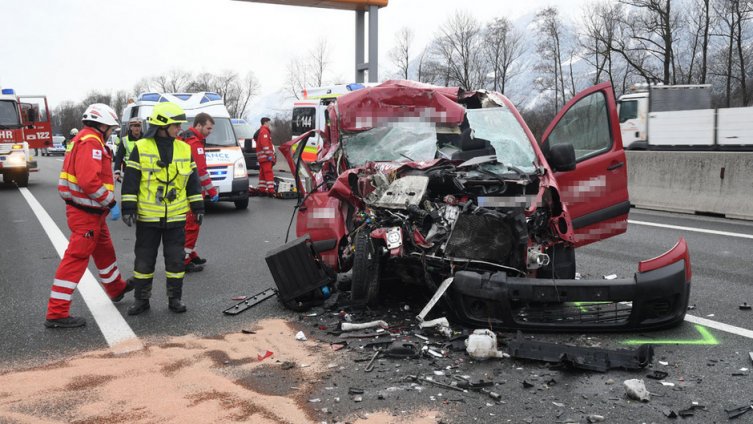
416 277 454 323
341 320 389 331
223 288 277 315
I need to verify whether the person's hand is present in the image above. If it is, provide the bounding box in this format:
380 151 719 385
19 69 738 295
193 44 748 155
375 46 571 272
196 213 204 226
122 213 135 227
114 170 122 182
109 203 121 221
210 194 219 203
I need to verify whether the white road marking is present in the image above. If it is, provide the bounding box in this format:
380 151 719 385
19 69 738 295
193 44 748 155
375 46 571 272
18 187 142 354
56 158 63 162
629 220 753 239
685 314 753 340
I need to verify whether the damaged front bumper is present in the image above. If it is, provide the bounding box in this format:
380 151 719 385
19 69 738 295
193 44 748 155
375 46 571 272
448 239 691 331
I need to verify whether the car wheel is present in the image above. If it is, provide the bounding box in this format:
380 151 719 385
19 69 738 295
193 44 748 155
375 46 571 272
234 195 249 210
351 231 381 306
14 171 29 188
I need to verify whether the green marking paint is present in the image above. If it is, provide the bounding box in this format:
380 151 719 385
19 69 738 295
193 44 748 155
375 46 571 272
622 325 719 345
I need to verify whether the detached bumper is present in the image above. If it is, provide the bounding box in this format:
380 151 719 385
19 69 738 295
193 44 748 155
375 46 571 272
448 239 691 331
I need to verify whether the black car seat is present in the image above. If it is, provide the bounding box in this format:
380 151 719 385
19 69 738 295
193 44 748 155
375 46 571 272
450 128 496 161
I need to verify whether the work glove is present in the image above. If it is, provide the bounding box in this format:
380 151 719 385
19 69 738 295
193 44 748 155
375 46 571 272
210 194 220 203
122 213 135 227
109 203 121 221
196 213 204 226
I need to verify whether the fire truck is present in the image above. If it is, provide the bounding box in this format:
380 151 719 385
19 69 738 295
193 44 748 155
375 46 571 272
0 88 51 186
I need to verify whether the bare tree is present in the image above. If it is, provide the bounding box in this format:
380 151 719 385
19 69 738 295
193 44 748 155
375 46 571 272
535 7 569 109
389 27 414 79
285 57 310 99
433 10 489 89
618 0 680 84
580 0 626 87
683 0 713 83
152 69 191 92
310 38 330 87
484 17 524 92
712 0 753 106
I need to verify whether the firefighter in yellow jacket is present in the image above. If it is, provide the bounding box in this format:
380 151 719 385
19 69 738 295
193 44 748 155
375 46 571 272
120 102 204 315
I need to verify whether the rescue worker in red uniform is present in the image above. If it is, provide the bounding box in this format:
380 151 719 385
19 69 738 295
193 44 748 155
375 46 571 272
121 102 204 315
45 103 131 329
178 112 219 272
255 117 276 196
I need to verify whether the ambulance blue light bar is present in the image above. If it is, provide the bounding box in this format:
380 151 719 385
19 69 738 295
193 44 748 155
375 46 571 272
1 88 15 95
139 93 160 102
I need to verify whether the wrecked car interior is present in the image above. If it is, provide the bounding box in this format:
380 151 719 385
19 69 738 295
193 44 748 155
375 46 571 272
272 80 691 332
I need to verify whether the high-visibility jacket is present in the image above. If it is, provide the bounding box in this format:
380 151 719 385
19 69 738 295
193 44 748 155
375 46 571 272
113 134 140 173
178 128 218 198
121 137 204 224
255 126 275 164
57 128 115 212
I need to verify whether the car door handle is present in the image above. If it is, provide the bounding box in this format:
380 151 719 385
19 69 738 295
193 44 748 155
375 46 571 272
607 162 624 171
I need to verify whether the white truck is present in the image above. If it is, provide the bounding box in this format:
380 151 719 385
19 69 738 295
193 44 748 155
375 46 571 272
618 84 753 150
121 92 250 209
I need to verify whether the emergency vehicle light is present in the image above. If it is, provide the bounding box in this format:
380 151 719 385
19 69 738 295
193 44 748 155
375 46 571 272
200 93 222 103
139 93 160 102
1 88 15 95
346 83 364 91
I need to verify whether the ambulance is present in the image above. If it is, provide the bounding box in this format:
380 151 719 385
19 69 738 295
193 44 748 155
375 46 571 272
290 83 368 162
121 92 249 209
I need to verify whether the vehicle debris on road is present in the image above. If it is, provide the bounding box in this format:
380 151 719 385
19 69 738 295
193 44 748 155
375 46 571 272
623 379 650 402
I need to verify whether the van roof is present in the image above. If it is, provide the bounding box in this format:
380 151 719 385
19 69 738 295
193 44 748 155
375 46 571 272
125 92 231 119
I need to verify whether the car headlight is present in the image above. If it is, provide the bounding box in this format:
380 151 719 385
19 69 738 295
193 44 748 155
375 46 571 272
7 153 26 166
233 158 247 178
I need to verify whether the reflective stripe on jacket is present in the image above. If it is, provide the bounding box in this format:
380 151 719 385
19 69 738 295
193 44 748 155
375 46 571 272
122 137 202 223
57 128 115 210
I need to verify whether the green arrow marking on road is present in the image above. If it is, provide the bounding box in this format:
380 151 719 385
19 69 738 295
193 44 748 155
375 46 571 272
622 324 719 345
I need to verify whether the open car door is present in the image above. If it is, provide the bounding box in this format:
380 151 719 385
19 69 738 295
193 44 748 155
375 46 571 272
541 82 629 247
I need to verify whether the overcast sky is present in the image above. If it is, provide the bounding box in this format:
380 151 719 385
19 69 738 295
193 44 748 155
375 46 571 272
0 0 583 109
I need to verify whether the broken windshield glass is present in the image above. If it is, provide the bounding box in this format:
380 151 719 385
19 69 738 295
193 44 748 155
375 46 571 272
343 121 438 167
465 108 536 173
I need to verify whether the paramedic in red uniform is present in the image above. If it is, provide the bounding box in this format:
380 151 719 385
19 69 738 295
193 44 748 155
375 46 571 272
255 117 276 196
45 103 132 328
178 113 219 272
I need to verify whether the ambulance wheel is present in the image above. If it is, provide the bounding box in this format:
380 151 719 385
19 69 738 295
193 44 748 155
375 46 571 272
234 196 249 210
351 232 381 306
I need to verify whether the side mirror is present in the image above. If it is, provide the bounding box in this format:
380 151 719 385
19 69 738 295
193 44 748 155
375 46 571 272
548 143 576 172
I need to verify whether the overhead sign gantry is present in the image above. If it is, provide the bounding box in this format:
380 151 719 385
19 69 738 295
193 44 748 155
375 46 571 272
234 0 387 82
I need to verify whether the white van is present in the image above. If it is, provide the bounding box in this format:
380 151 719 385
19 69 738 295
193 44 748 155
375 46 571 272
121 92 249 209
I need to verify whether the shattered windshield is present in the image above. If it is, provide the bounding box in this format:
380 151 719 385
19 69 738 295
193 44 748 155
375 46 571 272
465 108 537 173
343 121 437 167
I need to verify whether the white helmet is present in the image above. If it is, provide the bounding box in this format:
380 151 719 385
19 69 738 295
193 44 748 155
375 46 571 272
81 103 120 127
70 128 79 136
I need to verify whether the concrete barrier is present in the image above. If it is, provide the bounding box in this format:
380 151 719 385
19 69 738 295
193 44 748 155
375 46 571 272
626 151 753 220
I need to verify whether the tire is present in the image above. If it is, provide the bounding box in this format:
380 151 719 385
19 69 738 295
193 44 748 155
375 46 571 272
234 195 249 210
14 171 29 188
351 231 381 306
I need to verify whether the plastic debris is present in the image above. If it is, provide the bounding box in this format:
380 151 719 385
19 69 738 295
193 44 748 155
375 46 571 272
295 331 307 341
623 379 650 401
660 381 675 387
587 415 605 423
646 370 668 380
341 320 389 331
309 398 321 403
725 404 753 419
603 274 617 280
257 350 273 361
231 295 247 301
419 317 452 338
740 302 752 310
465 329 509 360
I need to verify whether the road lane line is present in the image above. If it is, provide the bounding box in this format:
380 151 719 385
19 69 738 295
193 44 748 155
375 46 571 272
18 187 143 354
629 220 753 239
685 314 753 340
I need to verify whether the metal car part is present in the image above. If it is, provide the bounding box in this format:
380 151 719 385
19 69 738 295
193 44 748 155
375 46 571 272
371 175 429 209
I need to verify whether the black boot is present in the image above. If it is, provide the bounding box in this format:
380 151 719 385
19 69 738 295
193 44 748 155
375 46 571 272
185 262 204 273
112 278 135 303
127 299 151 315
168 298 187 313
191 256 207 265
45 316 86 328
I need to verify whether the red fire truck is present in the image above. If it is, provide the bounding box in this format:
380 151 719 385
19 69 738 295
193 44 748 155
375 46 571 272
0 88 52 186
